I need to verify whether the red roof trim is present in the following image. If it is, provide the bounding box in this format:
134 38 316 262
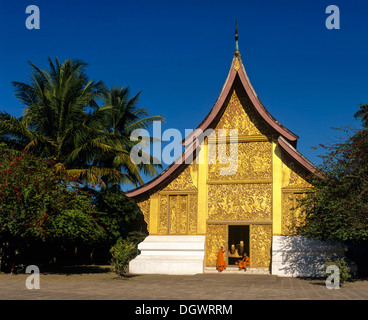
278 136 323 178
183 56 299 146
236 59 299 142
125 140 200 198
182 58 237 146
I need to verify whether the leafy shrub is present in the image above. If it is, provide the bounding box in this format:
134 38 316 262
0 147 106 272
127 231 148 247
110 238 137 276
325 257 351 285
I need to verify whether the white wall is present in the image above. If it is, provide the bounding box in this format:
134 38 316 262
272 236 346 277
129 235 206 275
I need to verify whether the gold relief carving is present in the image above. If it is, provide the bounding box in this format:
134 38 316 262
207 179 272 185
234 58 240 71
208 141 272 181
179 196 188 234
138 199 150 233
208 184 272 221
286 169 311 188
215 90 262 136
162 164 198 192
169 195 189 234
190 164 198 189
282 156 312 189
250 224 272 268
205 224 227 267
282 192 307 236
165 194 198 235
158 195 168 235
169 195 178 234
188 194 198 235
207 135 269 144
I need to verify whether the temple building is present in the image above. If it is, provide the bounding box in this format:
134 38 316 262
126 27 344 277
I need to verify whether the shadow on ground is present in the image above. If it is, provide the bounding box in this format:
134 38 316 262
41 264 113 275
39 265 141 280
299 277 326 286
299 275 368 287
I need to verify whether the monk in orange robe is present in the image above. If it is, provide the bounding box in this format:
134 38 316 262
216 246 226 272
237 253 250 271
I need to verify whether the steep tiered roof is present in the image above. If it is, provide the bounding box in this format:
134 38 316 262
126 27 318 198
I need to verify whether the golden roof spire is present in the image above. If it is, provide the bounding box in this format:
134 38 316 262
234 21 240 56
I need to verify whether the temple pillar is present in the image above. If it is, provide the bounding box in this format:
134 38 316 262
197 141 208 234
272 141 283 235
149 195 159 234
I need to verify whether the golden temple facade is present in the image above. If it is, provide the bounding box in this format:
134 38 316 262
127 33 318 272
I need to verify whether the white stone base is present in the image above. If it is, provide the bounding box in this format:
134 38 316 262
271 236 346 277
128 235 206 275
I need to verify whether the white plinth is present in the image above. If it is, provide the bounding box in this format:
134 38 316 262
129 235 206 275
271 236 346 277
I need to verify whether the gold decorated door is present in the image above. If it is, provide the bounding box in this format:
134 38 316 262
158 194 198 235
205 223 272 269
168 195 188 234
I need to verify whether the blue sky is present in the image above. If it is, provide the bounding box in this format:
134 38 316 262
1 0 367 185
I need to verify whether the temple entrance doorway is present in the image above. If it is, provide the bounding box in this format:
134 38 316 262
228 225 250 266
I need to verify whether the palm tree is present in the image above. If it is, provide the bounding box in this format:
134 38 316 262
100 86 163 187
0 57 164 188
68 86 164 188
1 57 104 157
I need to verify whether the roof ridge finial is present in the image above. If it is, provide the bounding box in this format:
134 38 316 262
234 21 240 56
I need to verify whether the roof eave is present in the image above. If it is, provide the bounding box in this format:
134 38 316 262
278 136 323 179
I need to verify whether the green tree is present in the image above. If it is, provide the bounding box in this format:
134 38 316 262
93 188 147 245
70 86 163 188
0 57 164 189
1 58 104 158
299 104 368 243
0 147 105 272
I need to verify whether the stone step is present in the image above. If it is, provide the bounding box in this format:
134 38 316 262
137 235 206 252
130 235 206 275
204 267 270 274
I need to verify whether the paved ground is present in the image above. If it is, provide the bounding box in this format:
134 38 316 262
1 266 368 301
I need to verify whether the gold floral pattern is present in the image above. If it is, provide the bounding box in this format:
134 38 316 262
188 194 198 235
208 184 272 221
158 195 168 235
215 90 263 136
282 155 312 189
205 224 227 267
161 164 198 192
169 195 187 234
208 141 272 181
282 192 307 235
137 199 150 232
158 194 198 235
250 224 272 268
